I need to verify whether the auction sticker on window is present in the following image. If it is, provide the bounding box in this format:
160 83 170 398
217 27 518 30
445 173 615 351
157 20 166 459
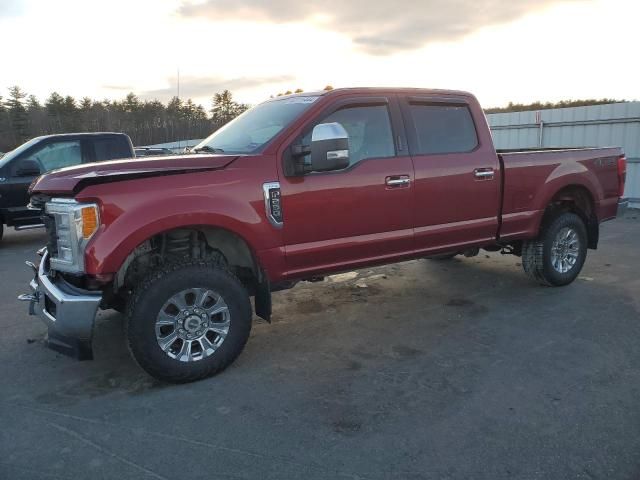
281 96 319 104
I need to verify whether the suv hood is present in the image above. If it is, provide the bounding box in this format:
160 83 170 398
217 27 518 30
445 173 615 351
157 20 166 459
30 154 238 195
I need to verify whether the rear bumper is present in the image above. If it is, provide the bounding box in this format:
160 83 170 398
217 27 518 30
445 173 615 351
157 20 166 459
18 250 102 358
617 198 629 217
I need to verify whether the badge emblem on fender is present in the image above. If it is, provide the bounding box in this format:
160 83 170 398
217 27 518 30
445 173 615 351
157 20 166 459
262 182 283 228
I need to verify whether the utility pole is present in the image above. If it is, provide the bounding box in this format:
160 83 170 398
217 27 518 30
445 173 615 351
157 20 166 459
177 67 181 152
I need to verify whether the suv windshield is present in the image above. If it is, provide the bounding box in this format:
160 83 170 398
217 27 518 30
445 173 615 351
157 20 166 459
193 95 320 154
0 137 42 168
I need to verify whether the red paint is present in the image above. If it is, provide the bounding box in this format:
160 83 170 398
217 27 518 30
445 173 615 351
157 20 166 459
30 88 625 284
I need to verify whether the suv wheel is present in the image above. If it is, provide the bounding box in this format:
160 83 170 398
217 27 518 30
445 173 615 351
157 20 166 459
125 258 252 383
522 211 588 286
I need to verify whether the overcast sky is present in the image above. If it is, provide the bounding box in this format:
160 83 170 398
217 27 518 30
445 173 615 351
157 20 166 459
1 0 637 108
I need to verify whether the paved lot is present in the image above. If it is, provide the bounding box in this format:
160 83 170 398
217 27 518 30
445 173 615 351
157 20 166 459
1 214 639 480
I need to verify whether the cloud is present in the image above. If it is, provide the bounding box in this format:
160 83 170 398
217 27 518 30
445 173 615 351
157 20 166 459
140 75 295 100
0 0 25 17
102 84 136 91
104 75 295 101
179 0 585 54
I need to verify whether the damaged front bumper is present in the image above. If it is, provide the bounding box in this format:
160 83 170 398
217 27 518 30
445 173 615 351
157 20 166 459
18 250 102 359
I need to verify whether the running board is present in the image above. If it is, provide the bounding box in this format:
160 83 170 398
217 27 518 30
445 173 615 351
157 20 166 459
14 224 45 231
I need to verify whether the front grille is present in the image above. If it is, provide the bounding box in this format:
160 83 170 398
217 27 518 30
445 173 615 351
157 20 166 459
43 213 58 258
30 194 58 258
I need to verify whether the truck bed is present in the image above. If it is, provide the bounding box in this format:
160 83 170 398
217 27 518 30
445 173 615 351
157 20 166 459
497 146 624 241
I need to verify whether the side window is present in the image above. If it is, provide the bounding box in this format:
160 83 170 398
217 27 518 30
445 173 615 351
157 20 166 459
302 105 395 167
26 141 82 172
93 137 131 161
409 104 478 155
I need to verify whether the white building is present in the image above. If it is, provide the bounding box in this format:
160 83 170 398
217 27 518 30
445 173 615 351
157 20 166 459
487 102 639 208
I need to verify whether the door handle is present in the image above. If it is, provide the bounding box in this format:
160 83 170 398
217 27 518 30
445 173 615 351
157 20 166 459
385 175 410 187
474 168 495 180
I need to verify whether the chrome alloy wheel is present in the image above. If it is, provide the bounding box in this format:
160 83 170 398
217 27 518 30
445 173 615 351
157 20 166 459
550 227 580 274
155 288 230 362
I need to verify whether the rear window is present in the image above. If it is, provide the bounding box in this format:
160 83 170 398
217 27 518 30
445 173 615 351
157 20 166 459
93 137 131 161
409 104 478 155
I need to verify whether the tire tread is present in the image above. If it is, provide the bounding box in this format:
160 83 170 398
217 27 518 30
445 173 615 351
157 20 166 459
125 256 252 383
522 211 587 287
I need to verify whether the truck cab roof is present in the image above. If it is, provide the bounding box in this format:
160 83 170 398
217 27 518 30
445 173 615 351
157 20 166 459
273 87 474 100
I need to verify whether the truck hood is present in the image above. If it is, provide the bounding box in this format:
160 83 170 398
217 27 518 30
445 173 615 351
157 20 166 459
29 154 238 195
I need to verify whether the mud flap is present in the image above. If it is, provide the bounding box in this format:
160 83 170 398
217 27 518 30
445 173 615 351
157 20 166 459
254 276 272 323
46 329 93 360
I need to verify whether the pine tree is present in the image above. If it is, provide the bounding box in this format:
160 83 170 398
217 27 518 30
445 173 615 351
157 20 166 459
1 88 248 151
6 86 28 143
27 95 41 110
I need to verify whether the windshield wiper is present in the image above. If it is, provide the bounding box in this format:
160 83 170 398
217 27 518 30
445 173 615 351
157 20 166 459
193 145 225 154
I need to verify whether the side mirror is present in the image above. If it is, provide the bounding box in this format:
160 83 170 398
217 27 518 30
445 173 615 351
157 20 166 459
309 122 350 173
16 159 41 177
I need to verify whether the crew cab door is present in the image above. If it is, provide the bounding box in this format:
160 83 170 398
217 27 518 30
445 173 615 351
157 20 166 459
278 95 414 277
399 95 501 252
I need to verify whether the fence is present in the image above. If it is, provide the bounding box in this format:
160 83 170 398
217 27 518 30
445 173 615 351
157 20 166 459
487 102 640 208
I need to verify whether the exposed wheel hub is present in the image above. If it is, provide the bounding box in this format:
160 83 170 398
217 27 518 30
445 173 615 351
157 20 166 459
183 313 206 334
154 288 231 362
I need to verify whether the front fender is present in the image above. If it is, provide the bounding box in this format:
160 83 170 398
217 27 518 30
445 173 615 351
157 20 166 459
76 173 282 276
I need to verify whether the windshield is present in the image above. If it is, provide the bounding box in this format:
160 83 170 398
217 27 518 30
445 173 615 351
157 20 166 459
193 96 320 154
0 137 42 168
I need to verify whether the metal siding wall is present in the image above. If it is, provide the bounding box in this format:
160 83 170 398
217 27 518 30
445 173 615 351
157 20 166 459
487 102 640 207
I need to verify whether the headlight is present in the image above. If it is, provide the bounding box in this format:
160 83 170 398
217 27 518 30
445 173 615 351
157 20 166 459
45 198 100 273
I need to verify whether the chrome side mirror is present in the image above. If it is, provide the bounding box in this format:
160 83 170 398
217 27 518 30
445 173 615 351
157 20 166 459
309 122 350 172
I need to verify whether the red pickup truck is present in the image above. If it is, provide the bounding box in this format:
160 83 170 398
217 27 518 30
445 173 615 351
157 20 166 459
20 88 628 383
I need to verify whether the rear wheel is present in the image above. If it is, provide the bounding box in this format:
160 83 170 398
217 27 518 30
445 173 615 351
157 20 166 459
522 211 587 286
125 258 252 383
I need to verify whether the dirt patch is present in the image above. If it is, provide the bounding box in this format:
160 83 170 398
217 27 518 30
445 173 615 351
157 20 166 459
332 419 362 434
392 344 424 359
446 297 489 317
296 298 324 314
36 370 167 406
446 298 474 307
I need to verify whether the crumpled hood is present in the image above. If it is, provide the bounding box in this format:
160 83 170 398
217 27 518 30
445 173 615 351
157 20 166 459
29 154 238 195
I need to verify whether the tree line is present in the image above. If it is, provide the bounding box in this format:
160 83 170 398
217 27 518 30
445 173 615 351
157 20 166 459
1 84 628 153
0 87 249 152
484 98 627 114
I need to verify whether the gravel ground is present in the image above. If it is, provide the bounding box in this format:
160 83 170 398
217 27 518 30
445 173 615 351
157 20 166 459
1 212 639 480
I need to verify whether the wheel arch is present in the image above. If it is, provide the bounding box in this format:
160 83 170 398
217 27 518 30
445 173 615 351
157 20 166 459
113 223 264 292
539 184 599 249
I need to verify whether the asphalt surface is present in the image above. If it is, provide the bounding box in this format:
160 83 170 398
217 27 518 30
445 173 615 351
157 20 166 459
1 213 639 480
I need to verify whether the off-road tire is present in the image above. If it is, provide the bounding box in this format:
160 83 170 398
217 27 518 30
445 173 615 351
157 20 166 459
125 257 252 383
522 212 587 286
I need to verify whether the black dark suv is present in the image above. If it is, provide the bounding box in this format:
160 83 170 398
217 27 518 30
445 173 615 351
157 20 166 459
0 132 134 241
